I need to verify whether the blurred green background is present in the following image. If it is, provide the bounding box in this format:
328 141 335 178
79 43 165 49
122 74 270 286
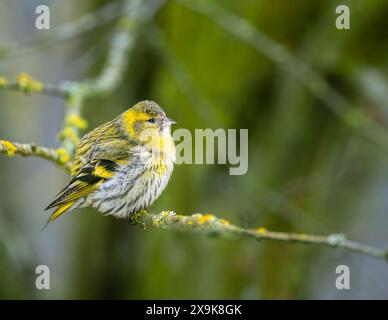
1 0 388 299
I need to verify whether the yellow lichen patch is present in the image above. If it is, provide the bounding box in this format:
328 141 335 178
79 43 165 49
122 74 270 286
161 211 170 217
16 73 29 88
151 215 158 224
0 76 8 87
160 211 176 219
151 211 173 226
0 140 17 157
197 214 216 224
56 148 70 164
65 114 88 130
16 72 43 92
59 127 79 145
218 219 230 225
256 227 267 234
299 234 308 240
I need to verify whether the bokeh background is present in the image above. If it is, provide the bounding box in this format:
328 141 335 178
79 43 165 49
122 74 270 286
1 0 388 299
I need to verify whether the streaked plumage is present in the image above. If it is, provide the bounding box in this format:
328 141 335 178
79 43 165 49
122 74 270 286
45 100 175 226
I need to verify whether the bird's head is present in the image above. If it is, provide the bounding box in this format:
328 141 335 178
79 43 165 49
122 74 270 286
122 100 176 151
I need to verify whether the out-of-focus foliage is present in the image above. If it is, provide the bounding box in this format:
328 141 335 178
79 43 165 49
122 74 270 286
0 0 388 299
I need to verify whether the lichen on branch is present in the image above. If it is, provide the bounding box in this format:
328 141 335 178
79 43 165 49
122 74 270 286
133 211 388 261
0 140 72 172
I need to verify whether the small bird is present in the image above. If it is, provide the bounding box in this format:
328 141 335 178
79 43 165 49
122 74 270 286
45 100 176 227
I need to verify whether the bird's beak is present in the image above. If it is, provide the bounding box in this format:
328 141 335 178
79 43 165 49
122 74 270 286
163 117 176 126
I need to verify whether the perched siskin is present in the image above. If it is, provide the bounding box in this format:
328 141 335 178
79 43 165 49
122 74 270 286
45 100 176 226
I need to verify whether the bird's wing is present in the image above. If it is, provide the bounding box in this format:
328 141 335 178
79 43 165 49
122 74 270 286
71 118 132 175
45 116 135 227
44 159 121 225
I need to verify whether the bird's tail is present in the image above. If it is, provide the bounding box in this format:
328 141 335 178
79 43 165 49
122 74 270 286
42 159 117 230
42 200 76 230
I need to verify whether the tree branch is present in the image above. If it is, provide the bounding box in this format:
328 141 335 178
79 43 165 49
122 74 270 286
0 73 70 98
134 211 388 261
0 140 72 172
0 0 166 155
0 1 133 61
57 0 166 155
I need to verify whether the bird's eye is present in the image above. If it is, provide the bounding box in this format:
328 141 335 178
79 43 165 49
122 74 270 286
147 118 156 123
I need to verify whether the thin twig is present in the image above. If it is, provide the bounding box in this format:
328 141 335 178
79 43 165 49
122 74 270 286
0 79 71 98
134 211 388 261
58 0 166 155
0 0 167 155
0 140 71 172
0 1 136 61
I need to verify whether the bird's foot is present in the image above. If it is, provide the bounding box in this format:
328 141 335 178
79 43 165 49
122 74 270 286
128 210 148 225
